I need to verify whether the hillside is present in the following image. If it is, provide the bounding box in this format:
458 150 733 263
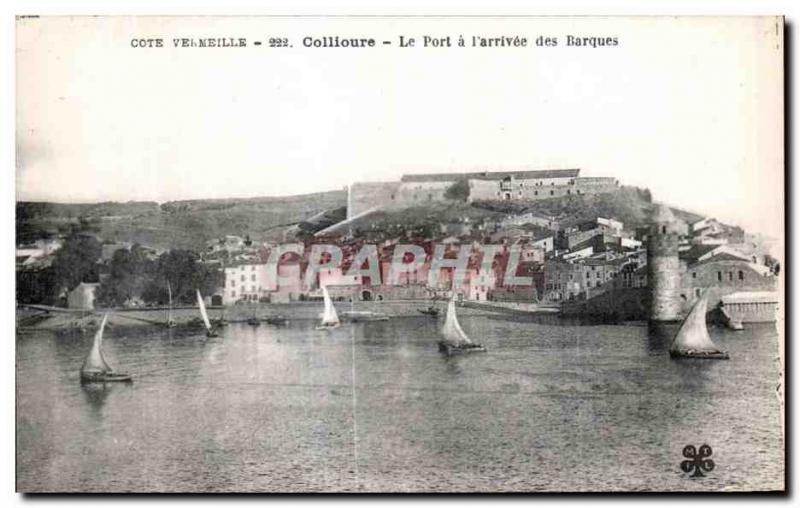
15 186 708 250
17 190 347 250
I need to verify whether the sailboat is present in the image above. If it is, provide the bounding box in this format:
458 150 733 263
247 307 261 327
196 289 218 337
669 291 729 360
341 292 389 322
316 285 341 330
438 297 486 355
80 313 133 383
165 280 176 328
417 299 440 317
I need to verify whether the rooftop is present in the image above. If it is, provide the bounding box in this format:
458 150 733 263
400 169 580 183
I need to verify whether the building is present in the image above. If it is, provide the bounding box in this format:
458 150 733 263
597 217 624 236
681 253 777 308
719 291 779 323
542 261 586 302
347 168 619 218
67 282 100 310
500 211 559 230
467 268 495 301
563 246 594 261
223 262 276 304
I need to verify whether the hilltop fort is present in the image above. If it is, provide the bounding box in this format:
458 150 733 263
347 168 618 219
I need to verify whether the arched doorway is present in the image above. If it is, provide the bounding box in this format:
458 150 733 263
361 290 373 301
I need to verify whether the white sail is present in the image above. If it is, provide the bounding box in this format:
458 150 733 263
442 298 472 345
320 286 340 326
670 291 722 353
196 289 212 331
167 280 174 324
81 313 112 374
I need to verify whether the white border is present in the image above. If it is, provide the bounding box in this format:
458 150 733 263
3 1 797 506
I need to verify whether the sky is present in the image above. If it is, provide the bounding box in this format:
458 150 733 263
15 16 784 239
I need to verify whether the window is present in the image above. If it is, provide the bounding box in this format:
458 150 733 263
231 291 236 298
251 274 256 281
728 272 733 281
241 275 245 282
567 190 571 195
596 281 601 288
662 226 667 234
717 271 722 281
251 266 255 271
695 288 700 297
550 190 554 196
692 272 696 279
738 270 744 280
534 191 538 196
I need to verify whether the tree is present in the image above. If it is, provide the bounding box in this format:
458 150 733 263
444 179 470 202
95 245 154 306
50 233 102 301
146 250 222 305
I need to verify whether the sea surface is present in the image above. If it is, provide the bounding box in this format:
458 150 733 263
16 315 784 492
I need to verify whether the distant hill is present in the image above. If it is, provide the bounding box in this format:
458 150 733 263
16 190 347 250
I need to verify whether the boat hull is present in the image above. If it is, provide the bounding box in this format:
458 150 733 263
418 309 439 317
316 323 340 331
727 320 744 331
344 315 389 322
80 372 133 383
206 330 219 338
438 341 487 356
670 349 729 360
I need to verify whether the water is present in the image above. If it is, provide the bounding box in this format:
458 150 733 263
16 316 784 492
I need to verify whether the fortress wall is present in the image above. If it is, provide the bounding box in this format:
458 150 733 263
349 174 620 217
348 182 401 218
396 181 452 204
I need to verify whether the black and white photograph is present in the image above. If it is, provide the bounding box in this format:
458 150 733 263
12 14 786 494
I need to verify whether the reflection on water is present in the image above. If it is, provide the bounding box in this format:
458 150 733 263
16 316 783 492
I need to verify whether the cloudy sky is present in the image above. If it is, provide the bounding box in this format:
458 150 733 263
16 16 783 239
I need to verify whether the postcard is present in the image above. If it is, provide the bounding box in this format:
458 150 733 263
15 15 784 493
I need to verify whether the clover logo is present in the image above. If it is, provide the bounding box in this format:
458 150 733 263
680 444 714 478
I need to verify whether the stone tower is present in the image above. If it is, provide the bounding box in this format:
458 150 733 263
647 205 683 322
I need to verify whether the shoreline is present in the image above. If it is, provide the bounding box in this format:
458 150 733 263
17 299 548 331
